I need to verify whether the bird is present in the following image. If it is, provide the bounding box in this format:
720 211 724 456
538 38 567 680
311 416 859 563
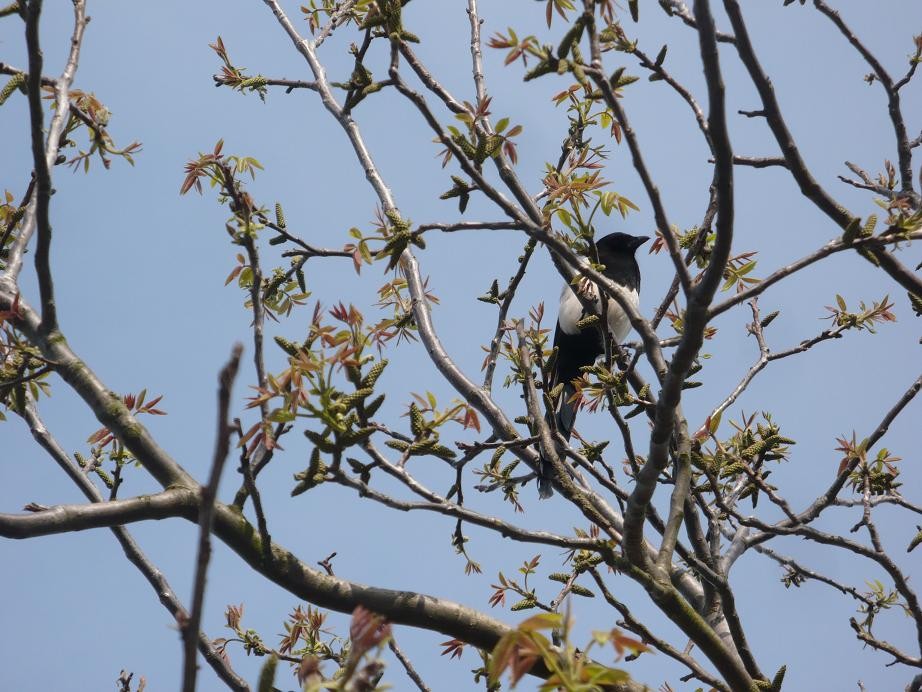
538 231 649 498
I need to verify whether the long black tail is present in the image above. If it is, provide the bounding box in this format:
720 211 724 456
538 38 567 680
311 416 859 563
539 317 601 497
537 380 578 498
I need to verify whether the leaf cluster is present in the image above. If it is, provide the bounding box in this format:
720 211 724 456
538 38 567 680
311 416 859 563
694 412 795 507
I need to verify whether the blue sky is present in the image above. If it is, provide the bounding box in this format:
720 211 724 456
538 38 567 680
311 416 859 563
2 1 920 690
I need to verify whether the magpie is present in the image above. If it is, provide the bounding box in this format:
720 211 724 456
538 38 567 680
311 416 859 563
538 232 649 498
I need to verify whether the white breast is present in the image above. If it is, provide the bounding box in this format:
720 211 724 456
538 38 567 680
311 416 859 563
558 280 638 342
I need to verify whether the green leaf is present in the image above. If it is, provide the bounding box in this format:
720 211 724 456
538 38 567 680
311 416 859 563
736 260 757 276
599 111 612 131
556 207 574 229
908 528 922 553
709 410 722 434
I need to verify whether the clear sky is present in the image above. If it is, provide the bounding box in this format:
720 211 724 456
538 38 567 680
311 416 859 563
2 1 920 690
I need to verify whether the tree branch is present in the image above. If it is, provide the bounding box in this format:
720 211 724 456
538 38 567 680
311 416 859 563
709 230 922 319
0 489 197 538
723 0 922 297
11 0 88 330
182 344 243 692
388 637 431 692
813 0 914 194
587 567 731 692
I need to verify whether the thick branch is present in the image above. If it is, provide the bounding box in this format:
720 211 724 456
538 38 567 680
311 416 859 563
0 490 198 538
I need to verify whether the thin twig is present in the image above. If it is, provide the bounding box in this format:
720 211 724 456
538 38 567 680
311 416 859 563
709 230 922 319
388 637 431 692
813 0 914 193
633 44 710 147
693 299 767 437
214 73 317 93
482 238 536 391
234 419 272 563
16 0 88 329
330 461 602 552
659 0 737 44
797 373 922 526
182 344 243 692
314 0 358 49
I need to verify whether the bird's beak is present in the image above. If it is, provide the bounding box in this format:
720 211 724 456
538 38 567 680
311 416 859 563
631 235 650 250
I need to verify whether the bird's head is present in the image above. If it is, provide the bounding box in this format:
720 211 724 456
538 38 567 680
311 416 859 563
595 232 649 255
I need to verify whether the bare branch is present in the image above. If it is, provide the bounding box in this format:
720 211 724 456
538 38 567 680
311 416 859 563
0 490 197 538
182 344 243 692
413 220 523 235
482 238 536 391
10 0 88 330
728 155 786 168
723 0 849 227
813 0 915 194
709 230 922 319
584 57 691 295
466 0 487 104
659 0 737 44
723 0 922 297
388 637 431 692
